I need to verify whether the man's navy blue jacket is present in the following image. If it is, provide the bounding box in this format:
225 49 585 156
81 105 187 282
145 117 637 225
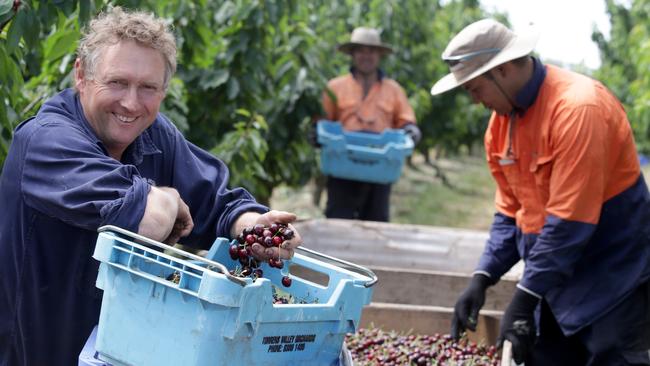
0 89 267 365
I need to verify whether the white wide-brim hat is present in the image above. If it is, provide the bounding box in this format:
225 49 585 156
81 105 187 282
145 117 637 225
338 27 393 55
430 19 539 96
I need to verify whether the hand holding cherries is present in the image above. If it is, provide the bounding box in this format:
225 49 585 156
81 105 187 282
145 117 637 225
229 222 296 287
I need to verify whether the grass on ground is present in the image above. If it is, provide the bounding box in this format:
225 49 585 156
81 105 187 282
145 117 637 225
390 154 495 230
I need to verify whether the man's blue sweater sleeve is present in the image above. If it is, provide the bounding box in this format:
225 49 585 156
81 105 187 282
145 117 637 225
21 121 149 233
519 215 594 296
476 212 521 282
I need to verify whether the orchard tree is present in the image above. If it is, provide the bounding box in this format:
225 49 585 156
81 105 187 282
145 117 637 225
593 0 650 153
0 0 100 165
1 0 500 201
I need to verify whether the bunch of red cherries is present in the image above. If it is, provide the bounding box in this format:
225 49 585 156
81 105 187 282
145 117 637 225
229 223 294 287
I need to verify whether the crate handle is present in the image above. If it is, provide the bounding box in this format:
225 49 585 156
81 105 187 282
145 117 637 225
501 340 513 366
346 142 392 156
97 225 248 286
296 247 378 288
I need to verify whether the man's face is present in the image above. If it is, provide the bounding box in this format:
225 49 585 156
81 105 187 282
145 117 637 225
462 74 512 116
75 40 166 160
351 46 382 76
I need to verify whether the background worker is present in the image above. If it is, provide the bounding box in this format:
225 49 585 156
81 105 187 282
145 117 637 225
0 7 302 366
319 26 421 222
431 19 650 365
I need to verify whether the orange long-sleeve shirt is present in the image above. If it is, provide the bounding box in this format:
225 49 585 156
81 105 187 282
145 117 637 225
486 65 639 234
480 63 650 335
322 73 416 133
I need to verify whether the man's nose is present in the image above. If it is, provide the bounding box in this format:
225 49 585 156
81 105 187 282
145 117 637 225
120 86 140 110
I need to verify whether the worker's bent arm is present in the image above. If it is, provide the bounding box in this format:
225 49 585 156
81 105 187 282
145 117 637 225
138 186 184 242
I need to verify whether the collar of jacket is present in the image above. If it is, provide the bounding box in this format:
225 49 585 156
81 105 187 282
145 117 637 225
349 66 385 81
513 57 547 116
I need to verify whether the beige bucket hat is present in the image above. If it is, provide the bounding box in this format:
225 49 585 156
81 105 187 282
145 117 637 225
430 19 539 96
338 27 393 55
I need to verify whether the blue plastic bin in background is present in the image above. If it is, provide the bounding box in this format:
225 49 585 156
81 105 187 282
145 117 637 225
316 120 414 184
90 226 376 366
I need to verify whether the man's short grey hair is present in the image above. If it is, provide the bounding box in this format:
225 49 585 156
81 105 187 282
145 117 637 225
77 6 177 88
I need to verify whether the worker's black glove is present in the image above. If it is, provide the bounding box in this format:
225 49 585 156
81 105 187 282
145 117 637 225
402 123 422 145
450 273 493 340
307 123 320 148
498 288 540 364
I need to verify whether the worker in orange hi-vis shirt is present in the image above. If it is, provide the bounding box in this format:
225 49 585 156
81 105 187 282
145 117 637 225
431 19 650 365
319 27 421 222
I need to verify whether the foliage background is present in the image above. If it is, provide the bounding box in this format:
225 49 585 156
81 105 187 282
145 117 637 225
0 0 647 203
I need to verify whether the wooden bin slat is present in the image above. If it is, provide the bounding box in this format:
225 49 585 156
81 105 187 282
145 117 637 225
360 303 502 345
369 266 516 310
289 219 520 346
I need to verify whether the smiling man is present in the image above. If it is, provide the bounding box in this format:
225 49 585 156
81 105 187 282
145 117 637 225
0 7 302 366
76 39 168 161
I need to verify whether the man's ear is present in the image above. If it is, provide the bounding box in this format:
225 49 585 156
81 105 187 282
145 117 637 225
73 58 85 90
493 63 509 79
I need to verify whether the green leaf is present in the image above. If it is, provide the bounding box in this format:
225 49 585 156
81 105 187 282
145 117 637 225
43 28 79 63
0 0 13 26
214 1 235 24
295 67 306 92
226 77 239 100
78 0 92 25
7 53 23 94
0 0 12 16
6 7 26 53
235 109 251 117
20 7 40 48
57 53 73 74
0 45 22 93
0 10 13 27
253 114 268 131
201 69 229 90
0 47 9 84
273 59 294 82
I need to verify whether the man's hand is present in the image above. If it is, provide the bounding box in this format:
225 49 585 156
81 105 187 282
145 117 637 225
139 186 194 243
163 196 194 245
307 123 321 147
451 273 493 339
497 288 540 364
402 123 422 145
232 210 302 262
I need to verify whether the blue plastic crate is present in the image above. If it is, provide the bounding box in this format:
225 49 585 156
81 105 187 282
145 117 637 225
316 120 414 184
91 226 375 366
78 327 110 366
79 325 354 366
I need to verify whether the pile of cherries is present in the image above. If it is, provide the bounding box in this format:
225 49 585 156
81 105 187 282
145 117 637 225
345 328 500 366
229 223 294 287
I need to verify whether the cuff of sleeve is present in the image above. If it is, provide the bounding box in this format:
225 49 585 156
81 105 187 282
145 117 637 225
218 202 269 238
99 175 150 232
472 270 499 286
516 283 542 300
472 270 493 280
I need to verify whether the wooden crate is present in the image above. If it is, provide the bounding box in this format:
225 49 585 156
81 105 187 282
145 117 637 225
369 266 516 310
359 302 502 345
360 266 516 345
292 218 520 345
